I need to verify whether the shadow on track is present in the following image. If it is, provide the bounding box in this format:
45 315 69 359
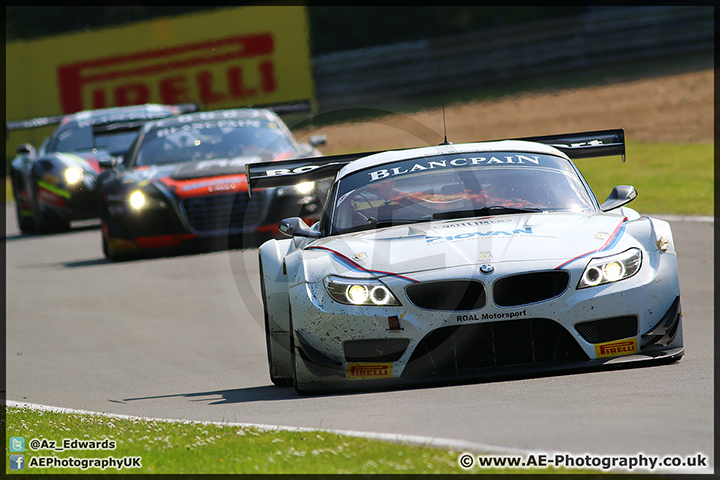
120 357 682 405
121 385 300 405
5 223 100 242
35 243 262 269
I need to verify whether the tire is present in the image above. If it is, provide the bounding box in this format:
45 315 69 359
101 217 134 262
259 259 293 387
290 311 303 395
101 230 118 261
14 194 35 233
289 303 314 396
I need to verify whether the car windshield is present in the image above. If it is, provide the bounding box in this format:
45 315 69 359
51 126 138 155
330 152 595 235
134 118 298 167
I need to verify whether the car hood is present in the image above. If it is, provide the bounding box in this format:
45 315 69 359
303 212 632 279
130 156 265 181
122 155 272 198
51 151 108 175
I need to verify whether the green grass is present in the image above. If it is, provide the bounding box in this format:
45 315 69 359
576 141 713 216
5 406 594 474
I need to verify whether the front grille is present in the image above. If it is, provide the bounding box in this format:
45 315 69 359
343 338 410 363
182 191 265 233
575 316 638 344
493 271 569 307
405 280 486 311
402 318 588 377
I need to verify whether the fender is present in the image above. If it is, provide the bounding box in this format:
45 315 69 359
646 217 676 254
259 237 295 381
259 238 295 333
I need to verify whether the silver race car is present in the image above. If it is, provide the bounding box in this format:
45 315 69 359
247 129 683 394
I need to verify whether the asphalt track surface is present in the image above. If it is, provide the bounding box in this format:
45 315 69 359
5 203 714 469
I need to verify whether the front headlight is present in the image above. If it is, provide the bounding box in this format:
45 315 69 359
276 181 316 197
64 167 83 185
578 248 642 289
294 181 315 195
325 277 401 306
129 191 146 210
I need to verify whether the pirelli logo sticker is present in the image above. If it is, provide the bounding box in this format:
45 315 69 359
594 338 638 358
347 363 393 380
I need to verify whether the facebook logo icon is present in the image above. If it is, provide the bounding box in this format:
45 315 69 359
10 455 25 470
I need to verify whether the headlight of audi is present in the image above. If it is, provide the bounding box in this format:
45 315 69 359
578 248 642 289
64 167 83 185
325 277 401 306
277 181 316 197
129 191 146 210
294 181 315 195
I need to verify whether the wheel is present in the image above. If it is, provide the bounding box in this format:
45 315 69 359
101 229 117 261
14 193 35 233
259 258 293 387
101 218 134 262
289 310 304 395
287 300 315 396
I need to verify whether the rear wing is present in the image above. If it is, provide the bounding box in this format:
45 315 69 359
508 128 625 162
246 128 626 196
5 103 200 137
243 99 313 116
6 115 65 133
246 151 382 196
175 103 200 114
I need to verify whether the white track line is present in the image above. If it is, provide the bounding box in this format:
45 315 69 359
5 400 712 474
651 214 714 223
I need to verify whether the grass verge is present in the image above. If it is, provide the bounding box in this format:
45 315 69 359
575 141 713 216
4 405 597 474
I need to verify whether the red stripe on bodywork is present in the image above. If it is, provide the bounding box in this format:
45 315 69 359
134 234 199 249
306 245 418 283
255 223 280 235
159 174 249 199
555 217 628 270
37 186 67 208
84 157 102 174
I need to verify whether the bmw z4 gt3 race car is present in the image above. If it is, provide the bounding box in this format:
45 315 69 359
247 129 683 394
8 104 193 233
97 105 328 260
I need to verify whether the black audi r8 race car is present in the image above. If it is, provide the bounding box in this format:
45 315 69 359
96 106 328 260
8 104 194 233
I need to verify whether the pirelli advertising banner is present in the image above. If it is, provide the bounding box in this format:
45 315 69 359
5 6 315 160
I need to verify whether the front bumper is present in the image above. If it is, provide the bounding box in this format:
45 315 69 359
288 258 683 392
293 341 683 394
104 186 325 253
37 176 99 222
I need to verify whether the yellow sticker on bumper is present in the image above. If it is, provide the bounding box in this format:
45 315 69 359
594 337 638 358
347 363 393 380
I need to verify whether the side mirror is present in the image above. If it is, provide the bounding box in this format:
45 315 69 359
98 157 116 169
16 143 35 157
309 134 327 148
600 185 637 211
279 217 321 238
